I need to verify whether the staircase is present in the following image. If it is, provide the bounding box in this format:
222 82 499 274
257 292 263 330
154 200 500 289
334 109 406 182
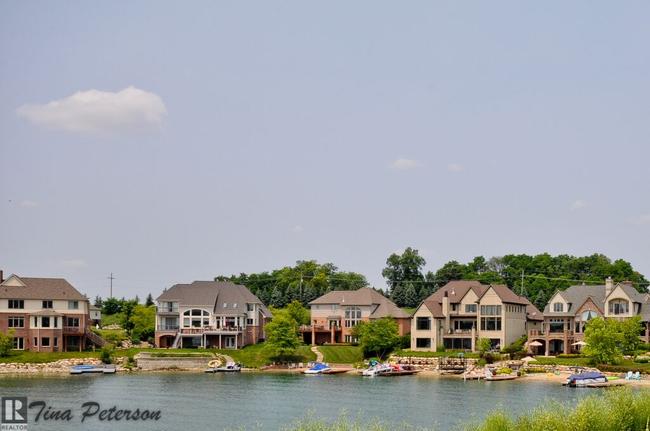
85 330 108 347
172 332 182 348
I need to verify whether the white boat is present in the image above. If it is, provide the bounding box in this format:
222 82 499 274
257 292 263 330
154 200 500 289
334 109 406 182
69 364 116 375
303 362 331 374
205 362 241 373
362 363 392 377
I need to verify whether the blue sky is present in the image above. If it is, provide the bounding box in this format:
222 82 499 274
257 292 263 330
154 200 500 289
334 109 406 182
1 1 648 299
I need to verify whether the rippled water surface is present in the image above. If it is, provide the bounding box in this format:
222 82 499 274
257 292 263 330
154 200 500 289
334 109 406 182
0 373 592 430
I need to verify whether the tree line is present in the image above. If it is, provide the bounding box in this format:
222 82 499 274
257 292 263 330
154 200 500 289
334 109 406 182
383 248 649 310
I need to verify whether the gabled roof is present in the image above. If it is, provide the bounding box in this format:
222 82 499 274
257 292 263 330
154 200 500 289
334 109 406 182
421 280 535 318
308 287 410 319
544 282 649 318
0 275 87 301
157 281 272 317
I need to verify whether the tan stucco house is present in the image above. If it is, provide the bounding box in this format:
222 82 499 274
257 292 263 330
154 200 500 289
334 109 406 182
301 287 411 345
529 277 650 355
410 280 543 352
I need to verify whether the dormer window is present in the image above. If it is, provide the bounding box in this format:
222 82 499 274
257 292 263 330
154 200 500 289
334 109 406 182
609 299 629 315
553 303 564 312
42 300 53 309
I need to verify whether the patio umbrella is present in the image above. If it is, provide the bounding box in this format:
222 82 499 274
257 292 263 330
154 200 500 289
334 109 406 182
521 356 537 362
528 341 543 347
572 341 587 346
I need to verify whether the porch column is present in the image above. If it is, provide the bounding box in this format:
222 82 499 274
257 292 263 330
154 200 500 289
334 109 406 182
311 325 315 346
645 323 649 343
219 334 222 349
471 324 476 352
563 319 569 354
330 325 335 344
544 333 549 356
234 334 238 349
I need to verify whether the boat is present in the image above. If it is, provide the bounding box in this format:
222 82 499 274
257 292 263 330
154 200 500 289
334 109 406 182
69 364 116 375
362 362 392 377
483 368 517 381
303 362 331 374
564 371 608 387
205 362 242 373
379 364 419 377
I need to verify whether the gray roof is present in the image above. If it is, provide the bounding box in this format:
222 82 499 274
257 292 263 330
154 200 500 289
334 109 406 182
309 287 410 319
545 283 650 320
0 275 87 301
157 281 271 317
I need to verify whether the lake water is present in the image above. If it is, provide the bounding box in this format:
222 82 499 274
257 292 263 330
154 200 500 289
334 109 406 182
0 373 592 430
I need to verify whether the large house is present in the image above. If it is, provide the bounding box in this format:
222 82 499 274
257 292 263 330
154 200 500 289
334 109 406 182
0 272 104 352
529 277 650 355
301 287 411 345
155 281 272 349
410 281 543 352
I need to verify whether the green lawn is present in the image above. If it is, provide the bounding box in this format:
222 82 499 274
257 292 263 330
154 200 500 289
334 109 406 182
319 345 363 364
531 356 650 373
213 343 316 368
100 312 125 327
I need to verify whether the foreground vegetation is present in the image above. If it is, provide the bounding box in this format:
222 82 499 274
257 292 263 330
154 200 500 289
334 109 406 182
282 389 650 431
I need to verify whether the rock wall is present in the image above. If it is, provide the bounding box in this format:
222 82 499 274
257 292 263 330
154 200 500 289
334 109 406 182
0 358 103 374
135 353 213 371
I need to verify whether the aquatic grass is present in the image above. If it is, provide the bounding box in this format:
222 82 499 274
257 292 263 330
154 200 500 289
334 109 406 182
283 413 431 431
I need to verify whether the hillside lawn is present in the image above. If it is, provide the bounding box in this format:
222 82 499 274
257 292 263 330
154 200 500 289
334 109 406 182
319 345 364 364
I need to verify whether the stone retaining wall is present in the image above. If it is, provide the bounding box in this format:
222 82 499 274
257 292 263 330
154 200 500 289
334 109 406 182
0 358 103 374
389 355 479 370
135 353 214 371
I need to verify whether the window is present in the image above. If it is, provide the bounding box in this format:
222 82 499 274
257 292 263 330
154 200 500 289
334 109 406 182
344 335 358 343
8 300 24 309
443 338 472 350
54 337 58 348
246 318 254 325
33 337 38 347
8 317 24 328
609 299 629 315
41 337 50 347
416 317 431 330
66 317 80 327
465 304 477 313
68 301 79 310
160 302 178 312
480 305 501 316
416 338 431 348
53 317 58 328
553 303 564 312
247 303 254 312
451 304 458 312
581 310 597 321
331 304 338 310
344 306 362 328
183 309 210 327
42 300 53 309
480 317 502 331
13 337 24 350
223 303 228 308
41 316 50 328
454 320 474 331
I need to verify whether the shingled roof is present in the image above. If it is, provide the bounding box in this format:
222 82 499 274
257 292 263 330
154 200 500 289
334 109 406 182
0 275 87 301
157 281 272 317
309 287 410 319
545 282 649 319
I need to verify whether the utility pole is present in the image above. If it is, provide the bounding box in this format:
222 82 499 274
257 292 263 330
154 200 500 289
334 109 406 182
108 273 116 298
299 273 304 300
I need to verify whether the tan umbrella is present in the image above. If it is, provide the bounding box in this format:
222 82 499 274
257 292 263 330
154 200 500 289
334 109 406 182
521 356 537 362
528 341 543 347
572 341 587 346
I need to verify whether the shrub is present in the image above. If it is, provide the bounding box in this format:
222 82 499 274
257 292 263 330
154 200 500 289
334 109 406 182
483 353 495 364
0 330 14 357
477 338 492 356
99 345 114 364
496 367 513 375
398 335 410 350
436 344 446 352
557 353 582 358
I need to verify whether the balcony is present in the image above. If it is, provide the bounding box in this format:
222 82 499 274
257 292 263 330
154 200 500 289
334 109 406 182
299 325 342 332
180 326 243 334
63 325 83 334
157 325 180 331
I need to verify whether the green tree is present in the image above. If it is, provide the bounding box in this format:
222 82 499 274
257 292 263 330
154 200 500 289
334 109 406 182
351 317 400 359
284 300 310 326
583 317 623 365
102 297 122 315
618 316 642 356
264 314 302 361
145 293 154 307
129 305 156 342
477 338 492 356
382 247 426 307
93 295 103 308
0 330 15 357
120 299 139 335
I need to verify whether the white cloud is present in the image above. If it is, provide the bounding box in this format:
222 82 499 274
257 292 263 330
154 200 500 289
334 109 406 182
629 214 650 225
447 163 463 172
390 158 421 170
19 200 38 208
291 225 304 233
17 86 166 134
570 200 587 211
60 259 87 269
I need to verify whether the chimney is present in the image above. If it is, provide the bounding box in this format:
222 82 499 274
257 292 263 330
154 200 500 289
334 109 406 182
605 277 614 297
0 270 3 283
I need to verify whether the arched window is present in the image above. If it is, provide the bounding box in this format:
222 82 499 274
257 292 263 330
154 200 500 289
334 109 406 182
608 299 629 315
183 309 210 328
344 306 362 328
581 310 597 321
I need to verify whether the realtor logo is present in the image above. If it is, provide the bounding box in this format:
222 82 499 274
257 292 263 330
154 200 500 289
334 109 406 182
1 397 28 430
